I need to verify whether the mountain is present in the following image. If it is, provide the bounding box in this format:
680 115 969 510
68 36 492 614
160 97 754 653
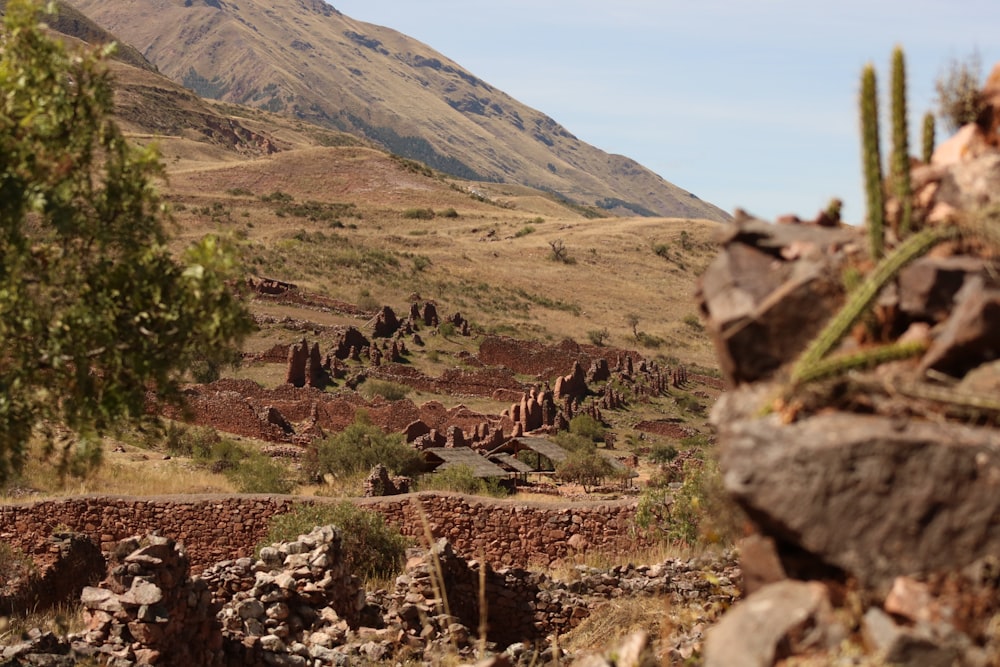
69 0 729 222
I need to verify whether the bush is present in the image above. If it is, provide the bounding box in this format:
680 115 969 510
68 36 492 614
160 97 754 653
259 502 410 582
551 431 596 454
417 465 507 497
316 412 424 478
569 414 607 443
440 208 459 218
649 443 679 464
635 456 742 547
402 207 435 220
226 452 293 494
514 225 535 238
359 379 411 402
935 51 985 132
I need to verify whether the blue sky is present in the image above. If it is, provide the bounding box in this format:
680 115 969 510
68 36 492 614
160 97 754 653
330 1 1000 223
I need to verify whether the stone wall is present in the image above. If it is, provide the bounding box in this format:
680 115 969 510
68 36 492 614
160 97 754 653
0 493 653 573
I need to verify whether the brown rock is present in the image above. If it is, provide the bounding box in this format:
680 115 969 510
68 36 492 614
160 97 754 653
920 275 1000 376
703 580 843 667
718 409 1000 589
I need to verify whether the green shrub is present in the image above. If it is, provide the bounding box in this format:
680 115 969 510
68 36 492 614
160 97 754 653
514 225 535 238
551 431 596 454
260 190 294 203
417 464 508 497
440 208 459 218
653 243 670 258
569 414 607 443
411 255 432 272
259 502 410 582
226 187 254 197
649 443 679 464
316 412 424 477
402 207 435 220
226 452 293 494
162 423 219 457
438 321 456 338
359 379 411 402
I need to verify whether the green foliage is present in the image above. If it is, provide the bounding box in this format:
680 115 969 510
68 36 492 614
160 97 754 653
586 328 610 346
935 51 985 132
514 225 535 238
551 431 597 454
438 321 456 338
225 451 293 494
0 1 252 483
440 207 459 218
181 432 292 494
316 412 424 478
922 112 936 164
649 443 679 464
860 63 885 260
569 414 607 443
359 379 411 402
890 46 913 237
417 464 508 497
402 207 435 220
260 502 410 582
555 451 617 491
635 456 739 547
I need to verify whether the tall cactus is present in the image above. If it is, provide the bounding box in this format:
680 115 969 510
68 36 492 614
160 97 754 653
890 47 913 237
922 111 936 164
861 63 885 260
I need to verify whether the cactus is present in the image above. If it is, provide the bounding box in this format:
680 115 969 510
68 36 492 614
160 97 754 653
861 63 885 260
922 111 936 164
790 224 959 384
890 47 913 237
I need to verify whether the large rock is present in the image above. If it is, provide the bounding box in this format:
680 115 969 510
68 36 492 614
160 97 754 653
702 580 843 667
718 409 1000 589
696 219 856 385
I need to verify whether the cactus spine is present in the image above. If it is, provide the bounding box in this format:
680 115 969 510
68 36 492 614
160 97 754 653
861 63 885 260
890 47 913 237
922 111 936 164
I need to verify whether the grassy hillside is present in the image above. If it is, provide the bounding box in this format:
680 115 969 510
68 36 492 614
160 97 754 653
71 0 731 221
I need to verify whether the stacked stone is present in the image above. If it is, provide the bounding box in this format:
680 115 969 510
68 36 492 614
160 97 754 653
76 535 221 666
216 524 364 665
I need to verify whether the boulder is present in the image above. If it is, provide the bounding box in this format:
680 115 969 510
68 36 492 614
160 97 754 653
703 580 844 667
717 409 1000 589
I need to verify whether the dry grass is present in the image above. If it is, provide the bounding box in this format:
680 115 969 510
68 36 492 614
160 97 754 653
3 439 238 501
0 602 86 646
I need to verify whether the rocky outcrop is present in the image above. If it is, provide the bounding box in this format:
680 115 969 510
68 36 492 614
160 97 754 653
700 70 1000 666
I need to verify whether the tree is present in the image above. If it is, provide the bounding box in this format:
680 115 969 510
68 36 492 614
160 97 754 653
315 411 424 478
555 451 616 492
0 0 252 482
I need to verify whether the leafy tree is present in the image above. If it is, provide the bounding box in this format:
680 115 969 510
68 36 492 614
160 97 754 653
555 451 616 492
0 1 251 482
315 411 424 477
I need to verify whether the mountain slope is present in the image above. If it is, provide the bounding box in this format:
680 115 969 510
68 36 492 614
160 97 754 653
70 0 729 222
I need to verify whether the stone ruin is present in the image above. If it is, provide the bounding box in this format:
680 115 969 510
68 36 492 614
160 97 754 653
697 65 1000 666
363 463 411 497
1 527 740 666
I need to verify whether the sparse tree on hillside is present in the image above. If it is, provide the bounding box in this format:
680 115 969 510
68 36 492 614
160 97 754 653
0 0 252 482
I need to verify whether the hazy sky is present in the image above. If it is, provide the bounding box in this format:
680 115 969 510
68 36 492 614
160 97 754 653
330 1 1000 223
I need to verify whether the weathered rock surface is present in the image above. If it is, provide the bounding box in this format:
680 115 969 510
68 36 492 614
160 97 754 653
718 409 1000 589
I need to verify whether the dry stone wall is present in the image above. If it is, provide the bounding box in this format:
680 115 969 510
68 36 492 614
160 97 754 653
0 493 653 572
